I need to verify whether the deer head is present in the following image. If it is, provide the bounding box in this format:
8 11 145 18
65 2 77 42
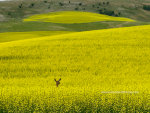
54 78 61 87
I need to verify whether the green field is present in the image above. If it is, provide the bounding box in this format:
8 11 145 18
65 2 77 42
1 20 149 33
0 10 150 112
1 11 150 33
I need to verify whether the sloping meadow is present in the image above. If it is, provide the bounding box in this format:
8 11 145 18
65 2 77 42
0 25 149 112
24 11 135 23
0 31 74 43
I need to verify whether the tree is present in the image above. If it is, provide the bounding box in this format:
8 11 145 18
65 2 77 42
31 3 34 7
143 5 150 11
44 1 47 3
106 2 110 5
79 3 82 6
75 7 79 10
59 2 64 6
98 9 115 16
18 4 23 9
7 12 11 16
29 3 35 8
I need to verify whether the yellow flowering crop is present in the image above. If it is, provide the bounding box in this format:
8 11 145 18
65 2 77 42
24 11 135 23
0 25 149 112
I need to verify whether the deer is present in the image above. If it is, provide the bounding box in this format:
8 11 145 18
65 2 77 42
54 78 61 87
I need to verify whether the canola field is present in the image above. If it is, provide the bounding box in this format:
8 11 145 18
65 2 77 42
0 31 73 43
0 24 150 112
24 11 135 23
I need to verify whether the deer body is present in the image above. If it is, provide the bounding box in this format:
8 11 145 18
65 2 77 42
54 78 61 87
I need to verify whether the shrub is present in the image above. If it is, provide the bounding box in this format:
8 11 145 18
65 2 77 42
75 7 79 10
44 1 47 3
7 12 11 16
29 3 35 8
143 5 150 11
79 3 82 6
107 2 110 5
98 9 115 16
59 2 64 6
18 4 23 9
31 3 34 7
118 12 121 16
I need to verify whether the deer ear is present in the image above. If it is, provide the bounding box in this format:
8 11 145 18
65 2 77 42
59 78 61 81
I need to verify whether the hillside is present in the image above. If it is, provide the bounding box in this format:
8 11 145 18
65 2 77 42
1 0 150 33
1 0 150 22
0 25 149 112
0 31 73 43
0 1 150 112
1 11 145 33
24 11 134 23
0 25 150 83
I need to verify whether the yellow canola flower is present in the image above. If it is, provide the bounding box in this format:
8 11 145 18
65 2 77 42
24 11 135 23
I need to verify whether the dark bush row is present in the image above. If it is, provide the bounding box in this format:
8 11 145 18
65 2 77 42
98 9 121 16
143 5 150 11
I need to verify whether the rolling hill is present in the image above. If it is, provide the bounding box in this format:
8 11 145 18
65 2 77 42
0 25 149 112
1 25 150 80
1 0 150 22
0 31 73 43
0 0 150 112
1 11 143 33
24 11 134 23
